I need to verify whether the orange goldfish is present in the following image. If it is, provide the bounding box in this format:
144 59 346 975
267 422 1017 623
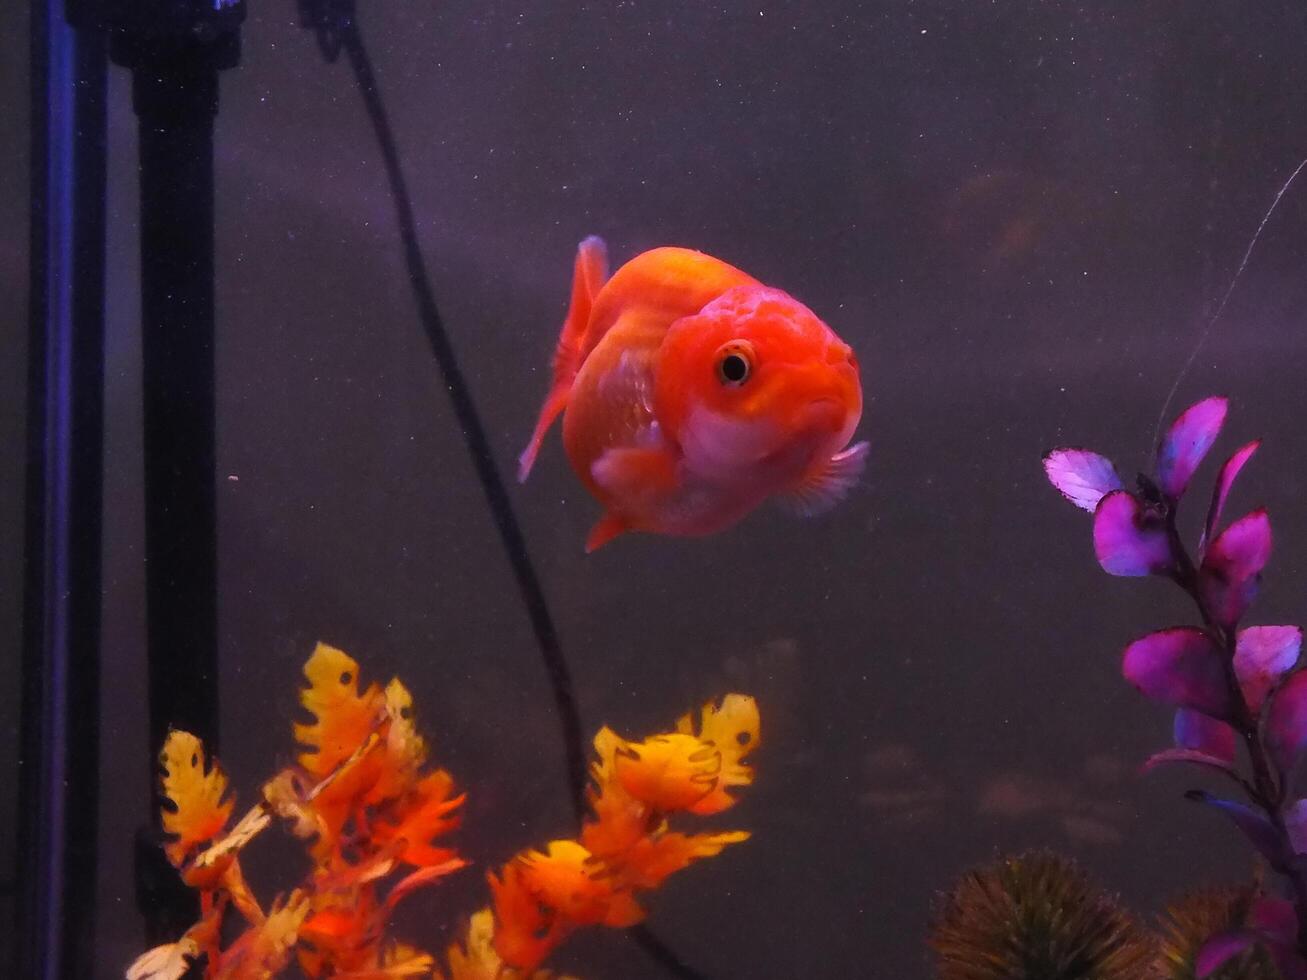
518 236 868 552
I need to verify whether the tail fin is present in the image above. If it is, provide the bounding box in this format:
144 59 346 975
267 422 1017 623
518 235 609 483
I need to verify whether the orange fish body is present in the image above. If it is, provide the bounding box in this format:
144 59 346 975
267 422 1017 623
519 236 867 552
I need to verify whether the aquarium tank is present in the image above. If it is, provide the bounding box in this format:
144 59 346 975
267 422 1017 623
7 1 1307 978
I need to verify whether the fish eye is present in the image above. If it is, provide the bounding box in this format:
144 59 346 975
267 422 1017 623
715 341 754 387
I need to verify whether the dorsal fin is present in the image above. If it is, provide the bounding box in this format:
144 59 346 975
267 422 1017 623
779 441 870 517
518 236 609 482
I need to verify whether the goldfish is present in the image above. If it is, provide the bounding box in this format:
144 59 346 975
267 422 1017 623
518 236 868 552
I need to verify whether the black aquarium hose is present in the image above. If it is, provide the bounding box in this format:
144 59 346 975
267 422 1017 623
298 6 710 977
310 10 589 822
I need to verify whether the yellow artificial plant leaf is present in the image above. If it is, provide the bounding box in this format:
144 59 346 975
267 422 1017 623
214 890 311 979
332 942 436 979
294 643 385 779
298 885 384 976
383 859 471 915
371 770 465 868
220 856 266 927
262 770 326 842
623 830 751 890
159 730 234 867
444 908 500 980
366 679 428 805
580 729 646 861
446 908 584 980
184 803 272 890
488 860 572 973
613 733 720 813
129 903 226 979
675 694 759 815
514 840 614 926
125 938 201 980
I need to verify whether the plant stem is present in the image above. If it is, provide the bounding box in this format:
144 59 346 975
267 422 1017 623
1167 507 1307 955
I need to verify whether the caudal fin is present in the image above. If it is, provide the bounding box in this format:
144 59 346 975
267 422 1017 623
518 235 609 482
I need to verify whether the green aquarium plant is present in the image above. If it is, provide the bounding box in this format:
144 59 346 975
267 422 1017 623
1044 396 1307 977
929 850 1154 980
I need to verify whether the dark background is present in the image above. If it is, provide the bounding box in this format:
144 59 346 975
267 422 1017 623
2 0 31 967
8 1 1307 976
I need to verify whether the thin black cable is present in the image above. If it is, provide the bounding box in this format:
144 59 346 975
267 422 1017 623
334 18 588 820
324 14 710 979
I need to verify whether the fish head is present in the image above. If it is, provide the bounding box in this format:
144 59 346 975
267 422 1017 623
655 285 863 484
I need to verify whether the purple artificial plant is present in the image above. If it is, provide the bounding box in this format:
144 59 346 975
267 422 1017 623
1045 396 1307 978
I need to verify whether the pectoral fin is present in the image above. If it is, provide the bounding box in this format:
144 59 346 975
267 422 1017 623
584 445 680 552
780 441 870 517
591 445 680 500
585 512 629 553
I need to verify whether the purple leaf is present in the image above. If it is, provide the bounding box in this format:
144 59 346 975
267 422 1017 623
1185 790 1285 866
1249 899 1307 980
1157 396 1228 499
1250 897 1297 940
1042 449 1124 512
1196 931 1258 978
1198 905 1307 980
1174 707 1236 762
1092 490 1172 576
1202 440 1260 554
1200 510 1272 628
1285 801 1307 855
1274 947 1307 980
1266 669 1307 776
1123 628 1231 718
1235 625 1302 713
1142 747 1238 778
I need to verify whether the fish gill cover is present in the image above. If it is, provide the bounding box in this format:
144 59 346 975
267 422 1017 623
125 643 758 979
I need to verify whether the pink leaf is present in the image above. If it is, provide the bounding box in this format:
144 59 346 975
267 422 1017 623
1092 491 1172 577
1200 509 1272 628
1174 707 1236 762
1235 625 1302 713
1202 440 1260 553
1122 628 1230 718
1157 396 1227 499
1266 670 1307 776
1042 449 1124 512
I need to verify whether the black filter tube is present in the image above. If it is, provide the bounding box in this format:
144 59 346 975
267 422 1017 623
133 58 222 762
